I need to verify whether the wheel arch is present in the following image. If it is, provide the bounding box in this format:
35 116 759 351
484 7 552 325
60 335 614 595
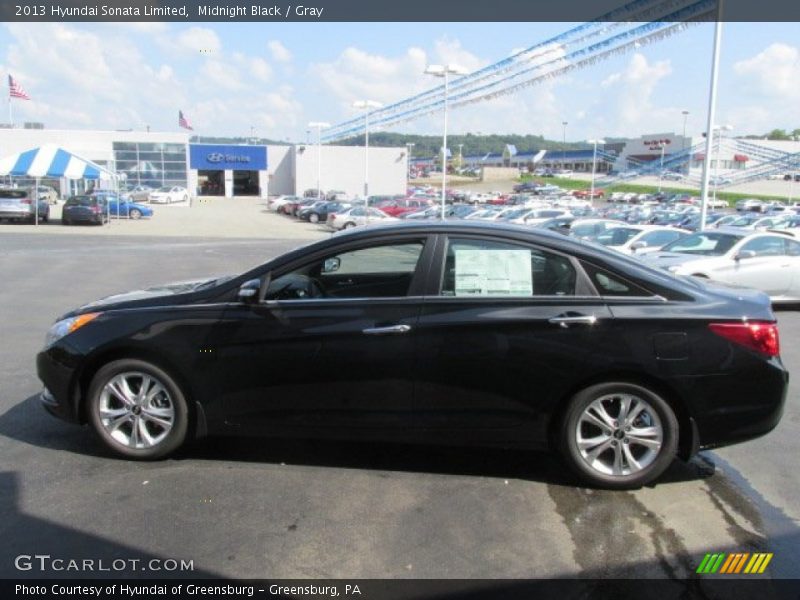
74 346 203 439
547 370 697 461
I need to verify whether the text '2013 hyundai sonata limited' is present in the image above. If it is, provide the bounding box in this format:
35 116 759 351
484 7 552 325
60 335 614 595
37 222 788 489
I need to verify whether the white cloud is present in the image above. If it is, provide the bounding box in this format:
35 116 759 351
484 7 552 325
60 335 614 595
176 26 221 55
268 40 292 63
734 43 800 98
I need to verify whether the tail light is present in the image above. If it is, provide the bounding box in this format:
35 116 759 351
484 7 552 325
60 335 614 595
330 214 337 221
20 199 32 205
709 322 780 357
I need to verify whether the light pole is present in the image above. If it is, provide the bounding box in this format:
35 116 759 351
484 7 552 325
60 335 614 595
425 64 469 219
712 124 733 206
250 125 255 145
406 142 415 182
353 100 383 223
681 110 689 148
561 121 568 171
587 139 605 200
308 121 331 202
657 144 666 192
699 0 724 231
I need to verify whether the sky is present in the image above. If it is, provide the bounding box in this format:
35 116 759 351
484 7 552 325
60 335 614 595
1 20 799 143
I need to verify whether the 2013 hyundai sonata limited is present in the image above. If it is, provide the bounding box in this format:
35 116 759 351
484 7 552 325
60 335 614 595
37 222 788 489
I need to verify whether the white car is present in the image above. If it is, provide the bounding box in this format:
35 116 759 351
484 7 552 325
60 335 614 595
149 186 189 204
269 195 303 212
568 218 627 241
662 172 686 181
594 225 691 255
327 206 399 230
639 230 800 303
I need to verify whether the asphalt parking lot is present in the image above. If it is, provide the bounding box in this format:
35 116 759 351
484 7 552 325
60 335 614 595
1 227 799 587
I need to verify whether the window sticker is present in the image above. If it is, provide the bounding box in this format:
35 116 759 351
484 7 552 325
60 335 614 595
454 249 533 296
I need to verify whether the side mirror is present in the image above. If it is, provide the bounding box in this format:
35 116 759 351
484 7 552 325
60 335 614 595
735 250 756 261
630 241 647 252
237 278 261 303
322 257 341 274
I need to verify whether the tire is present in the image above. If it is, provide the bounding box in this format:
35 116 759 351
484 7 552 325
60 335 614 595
343 222 356 229
62 218 71 226
87 359 189 460
559 382 678 489
183 195 188 202
309 213 320 224
129 208 142 220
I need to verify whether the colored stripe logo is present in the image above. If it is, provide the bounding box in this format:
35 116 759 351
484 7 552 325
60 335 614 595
696 552 773 574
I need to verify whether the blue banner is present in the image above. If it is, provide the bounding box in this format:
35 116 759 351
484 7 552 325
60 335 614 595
189 144 267 171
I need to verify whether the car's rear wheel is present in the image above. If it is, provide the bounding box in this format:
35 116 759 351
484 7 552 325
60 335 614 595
559 382 678 489
344 222 356 229
87 359 189 459
309 213 320 223
129 208 142 220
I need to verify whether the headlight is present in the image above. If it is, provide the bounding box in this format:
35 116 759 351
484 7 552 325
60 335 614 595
45 313 101 347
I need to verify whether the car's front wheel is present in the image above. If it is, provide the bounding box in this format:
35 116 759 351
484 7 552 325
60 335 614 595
87 359 189 459
129 208 142 220
559 382 678 489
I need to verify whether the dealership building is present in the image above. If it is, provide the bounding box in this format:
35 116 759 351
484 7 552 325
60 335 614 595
0 126 408 198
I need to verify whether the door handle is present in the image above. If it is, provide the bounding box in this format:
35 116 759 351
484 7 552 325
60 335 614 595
548 315 597 328
363 324 412 336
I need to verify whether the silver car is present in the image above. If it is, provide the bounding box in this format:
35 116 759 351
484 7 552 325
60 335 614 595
0 188 50 223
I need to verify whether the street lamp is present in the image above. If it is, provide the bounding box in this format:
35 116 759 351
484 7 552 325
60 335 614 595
425 63 469 219
656 144 666 192
353 100 383 223
561 121 568 170
711 124 733 206
587 139 605 200
681 110 689 148
308 121 331 202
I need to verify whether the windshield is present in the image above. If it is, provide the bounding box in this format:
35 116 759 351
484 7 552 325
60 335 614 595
661 231 742 256
595 228 641 246
157 186 171 192
66 196 97 206
0 190 29 199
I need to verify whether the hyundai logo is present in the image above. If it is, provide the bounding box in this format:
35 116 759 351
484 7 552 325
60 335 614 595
207 153 225 163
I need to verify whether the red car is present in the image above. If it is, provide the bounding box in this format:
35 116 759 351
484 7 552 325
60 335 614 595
572 189 605 199
376 198 432 217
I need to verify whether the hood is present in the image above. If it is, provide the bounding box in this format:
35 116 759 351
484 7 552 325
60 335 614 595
67 276 233 316
638 251 704 270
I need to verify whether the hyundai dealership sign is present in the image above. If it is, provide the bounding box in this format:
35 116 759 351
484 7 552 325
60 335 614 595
189 144 267 170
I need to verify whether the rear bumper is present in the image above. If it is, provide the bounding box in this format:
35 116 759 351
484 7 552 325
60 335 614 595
680 359 789 450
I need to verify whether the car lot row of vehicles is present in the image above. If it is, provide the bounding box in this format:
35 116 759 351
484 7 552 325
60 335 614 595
122 185 189 204
0 187 155 225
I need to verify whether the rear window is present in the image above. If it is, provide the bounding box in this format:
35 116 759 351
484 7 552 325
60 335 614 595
66 196 97 206
0 189 29 199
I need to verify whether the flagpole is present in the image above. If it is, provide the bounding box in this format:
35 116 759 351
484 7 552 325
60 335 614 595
8 94 12 128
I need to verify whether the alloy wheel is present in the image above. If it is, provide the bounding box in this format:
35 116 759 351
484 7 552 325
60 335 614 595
98 371 175 449
575 393 663 477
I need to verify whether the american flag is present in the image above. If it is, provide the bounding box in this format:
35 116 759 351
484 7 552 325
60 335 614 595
8 75 31 100
178 110 193 131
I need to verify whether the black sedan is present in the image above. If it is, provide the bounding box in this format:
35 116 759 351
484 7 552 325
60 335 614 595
298 200 351 224
37 222 788 489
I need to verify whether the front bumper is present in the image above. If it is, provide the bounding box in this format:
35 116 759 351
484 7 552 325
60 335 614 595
37 347 81 423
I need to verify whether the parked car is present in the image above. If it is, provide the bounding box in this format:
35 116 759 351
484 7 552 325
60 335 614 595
735 199 765 213
37 222 788 489
269 195 304 213
783 174 800 182
37 185 60 204
92 192 153 220
149 186 189 204
572 189 605 199
376 197 432 218
327 206 399 230
661 172 686 181
593 225 690 255
61 195 107 225
298 201 352 224
125 185 154 203
568 218 627 241
0 187 50 223
639 230 800 303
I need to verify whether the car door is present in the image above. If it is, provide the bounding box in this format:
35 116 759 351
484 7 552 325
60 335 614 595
209 235 433 435
724 235 792 296
413 234 612 442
